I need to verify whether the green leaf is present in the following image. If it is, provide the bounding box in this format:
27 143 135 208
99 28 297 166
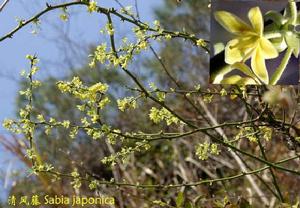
176 192 184 207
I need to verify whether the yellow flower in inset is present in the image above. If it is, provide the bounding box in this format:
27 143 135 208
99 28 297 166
215 7 279 84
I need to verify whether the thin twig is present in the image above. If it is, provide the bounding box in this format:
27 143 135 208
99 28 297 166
0 0 10 12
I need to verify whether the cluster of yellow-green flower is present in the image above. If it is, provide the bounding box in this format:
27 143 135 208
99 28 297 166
71 168 82 190
3 55 44 167
120 6 134 16
117 97 137 112
55 77 120 141
31 163 54 175
195 142 220 160
89 17 206 71
4 55 41 137
57 76 109 102
101 140 151 166
59 7 69 21
88 180 100 190
235 126 272 143
87 0 97 13
105 23 115 36
37 116 71 136
149 82 166 102
149 107 180 126
196 39 207 47
203 93 214 103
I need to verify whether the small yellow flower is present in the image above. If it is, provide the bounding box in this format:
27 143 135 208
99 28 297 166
196 39 207 47
215 7 279 84
87 1 97 13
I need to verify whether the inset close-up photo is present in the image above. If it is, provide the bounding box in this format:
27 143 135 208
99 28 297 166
1 0 300 207
210 0 300 85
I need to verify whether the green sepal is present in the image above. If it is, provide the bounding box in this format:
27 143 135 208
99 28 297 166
285 31 300 57
220 75 257 85
270 36 287 53
264 10 286 26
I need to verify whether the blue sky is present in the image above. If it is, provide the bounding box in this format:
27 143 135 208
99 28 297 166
0 0 161 200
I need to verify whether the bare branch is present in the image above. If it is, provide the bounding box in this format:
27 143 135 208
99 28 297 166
0 0 10 12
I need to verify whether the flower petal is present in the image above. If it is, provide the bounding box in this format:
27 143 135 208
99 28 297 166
251 47 269 84
214 11 252 35
210 65 233 84
248 7 263 35
259 37 279 59
285 32 300 58
269 36 287 53
225 37 256 64
225 39 244 64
